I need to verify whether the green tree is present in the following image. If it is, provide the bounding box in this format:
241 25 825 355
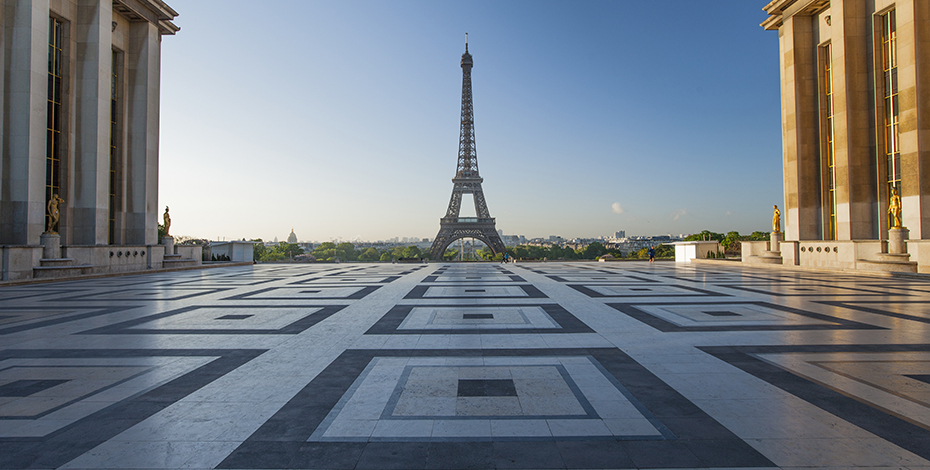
359 247 380 261
379 252 393 262
251 239 266 261
582 242 608 260
685 230 725 242
747 231 769 241
655 244 674 258
270 242 303 260
401 245 422 259
261 251 286 262
476 247 494 260
442 248 459 261
336 242 358 261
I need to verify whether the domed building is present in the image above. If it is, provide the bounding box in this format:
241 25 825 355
287 229 298 244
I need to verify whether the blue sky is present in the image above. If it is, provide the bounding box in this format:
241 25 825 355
159 1 782 243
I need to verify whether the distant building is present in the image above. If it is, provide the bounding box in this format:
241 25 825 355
614 231 626 239
287 229 298 244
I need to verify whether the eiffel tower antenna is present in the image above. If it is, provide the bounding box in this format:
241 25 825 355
429 41 506 260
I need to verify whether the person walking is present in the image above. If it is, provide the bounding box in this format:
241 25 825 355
648 246 655 263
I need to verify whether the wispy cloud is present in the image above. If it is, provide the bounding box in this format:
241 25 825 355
611 202 625 214
672 209 687 221
725 211 733 216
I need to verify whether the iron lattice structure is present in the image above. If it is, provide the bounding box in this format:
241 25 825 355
429 43 506 260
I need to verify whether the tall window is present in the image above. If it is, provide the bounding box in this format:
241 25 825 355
821 43 836 240
46 17 63 232
109 50 119 244
881 10 900 198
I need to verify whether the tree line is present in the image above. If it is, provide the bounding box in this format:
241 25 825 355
249 230 769 263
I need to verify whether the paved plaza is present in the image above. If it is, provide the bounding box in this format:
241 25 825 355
1 262 930 469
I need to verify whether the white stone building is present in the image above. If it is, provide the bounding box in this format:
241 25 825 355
1 0 188 280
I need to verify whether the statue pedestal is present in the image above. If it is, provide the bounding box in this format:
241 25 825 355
162 236 175 255
769 231 783 252
859 227 916 272
889 227 909 254
40 233 61 259
756 231 783 264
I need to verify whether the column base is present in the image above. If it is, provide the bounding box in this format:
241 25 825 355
40 233 61 259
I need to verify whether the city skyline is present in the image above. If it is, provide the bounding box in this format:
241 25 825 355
159 1 782 242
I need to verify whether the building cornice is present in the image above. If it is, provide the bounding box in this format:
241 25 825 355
113 0 179 35
761 0 829 31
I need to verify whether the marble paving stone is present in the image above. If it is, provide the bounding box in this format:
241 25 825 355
5 262 930 469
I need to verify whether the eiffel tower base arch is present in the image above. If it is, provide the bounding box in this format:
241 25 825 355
429 220 506 261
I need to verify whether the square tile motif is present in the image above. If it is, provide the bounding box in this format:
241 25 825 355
404 285 546 299
288 275 402 285
79 305 346 335
569 284 726 298
422 274 527 283
0 379 69 397
0 349 262 468
820 300 930 325
546 275 657 283
309 356 645 442
221 347 771 469
223 286 381 301
702 345 930 463
457 379 518 397
366 304 592 334
53 288 227 302
0 307 131 335
608 302 881 332
722 283 905 297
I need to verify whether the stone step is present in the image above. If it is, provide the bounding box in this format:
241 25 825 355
33 264 94 279
164 254 182 260
856 258 918 273
163 258 197 268
39 257 78 267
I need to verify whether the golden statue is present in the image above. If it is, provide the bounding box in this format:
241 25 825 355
46 193 65 234
888 186 903 229
772 205 781 233
163 206 171 236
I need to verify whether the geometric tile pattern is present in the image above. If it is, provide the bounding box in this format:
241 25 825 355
78 305 346 335
2 261 930 469
366 304 593 334
607 301 882 332
568 284 726 298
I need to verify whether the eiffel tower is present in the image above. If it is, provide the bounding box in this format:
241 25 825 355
429 40 505 261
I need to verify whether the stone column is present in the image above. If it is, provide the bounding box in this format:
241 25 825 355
897 0 930 238
125 21 160 246
71 0 113 245
0 0 52 245
780 15 820 242
832 0 878 240
161 235 174 256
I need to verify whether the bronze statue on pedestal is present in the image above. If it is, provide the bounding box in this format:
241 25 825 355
46 194 65 234
772 205 781 233
889 187 903 229
163 206 171 236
